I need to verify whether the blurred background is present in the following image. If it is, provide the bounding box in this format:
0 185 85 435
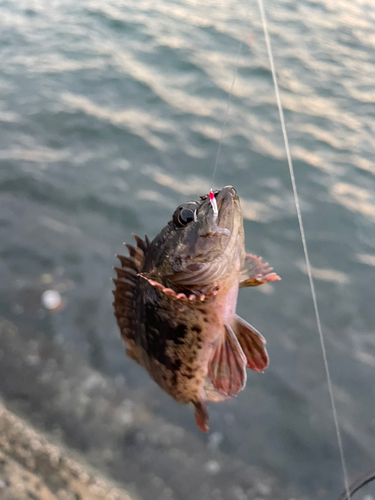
0 0 375 499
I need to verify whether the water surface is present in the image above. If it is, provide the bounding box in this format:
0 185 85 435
1 0 375 498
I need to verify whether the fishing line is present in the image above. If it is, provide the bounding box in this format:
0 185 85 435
338 470 375 500
256 1 351 498
211 40 243 190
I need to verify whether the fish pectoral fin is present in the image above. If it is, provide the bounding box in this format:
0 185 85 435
138 274 190 301
232 315 269 372
192 393 209 433
138 274 219 303
208 324 247 398
239 254 281 288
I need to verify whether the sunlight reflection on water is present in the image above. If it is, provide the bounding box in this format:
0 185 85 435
0 0 375 499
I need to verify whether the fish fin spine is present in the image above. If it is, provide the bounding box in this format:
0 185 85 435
124 243 144 269
132 233 149 253
113 234 146 342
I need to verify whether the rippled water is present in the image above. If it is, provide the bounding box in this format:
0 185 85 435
1 0 375 498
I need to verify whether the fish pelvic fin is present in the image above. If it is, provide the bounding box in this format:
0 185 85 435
239 254 280 288
208 323 247 398
232 315 269 372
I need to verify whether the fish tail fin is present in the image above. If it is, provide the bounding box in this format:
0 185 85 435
192 392 209 433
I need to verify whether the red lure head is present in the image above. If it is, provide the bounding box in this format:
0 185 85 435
209 189 218 219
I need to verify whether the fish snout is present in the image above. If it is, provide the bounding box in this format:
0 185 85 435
219 186 237 198
216 186 238 213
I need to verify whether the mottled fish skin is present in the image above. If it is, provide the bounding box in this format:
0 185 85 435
113 186 280 432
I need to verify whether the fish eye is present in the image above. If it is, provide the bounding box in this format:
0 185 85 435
173 201 199 227
177 208 196 226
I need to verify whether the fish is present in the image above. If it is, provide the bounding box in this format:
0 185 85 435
113 186 280 432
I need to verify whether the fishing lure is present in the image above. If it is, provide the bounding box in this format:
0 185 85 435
209 189 218 219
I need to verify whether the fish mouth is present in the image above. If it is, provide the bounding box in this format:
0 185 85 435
205 185 239 239
216 186 237 211
215 186 238 222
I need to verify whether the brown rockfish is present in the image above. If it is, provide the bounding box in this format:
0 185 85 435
113 186 280 432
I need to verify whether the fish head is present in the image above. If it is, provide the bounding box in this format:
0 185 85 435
149 186 245 287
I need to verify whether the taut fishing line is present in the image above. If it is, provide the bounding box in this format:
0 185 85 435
211 1 352 498
211 40 243 189
257 0 351 498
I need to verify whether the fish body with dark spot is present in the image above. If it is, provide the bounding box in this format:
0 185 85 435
113 186 280 431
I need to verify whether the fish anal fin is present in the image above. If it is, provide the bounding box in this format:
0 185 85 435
232 315 269 372
204 379 230 402
239 254 281 288
192 392 209 433
208 324 247 398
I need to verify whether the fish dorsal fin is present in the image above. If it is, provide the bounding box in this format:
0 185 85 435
232 315 269 372
113 234 147 347
239 254 281 288
208 323 247 398
132 233 149 253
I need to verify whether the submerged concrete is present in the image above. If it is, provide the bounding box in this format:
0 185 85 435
0 317 302 500
0 399 133 500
